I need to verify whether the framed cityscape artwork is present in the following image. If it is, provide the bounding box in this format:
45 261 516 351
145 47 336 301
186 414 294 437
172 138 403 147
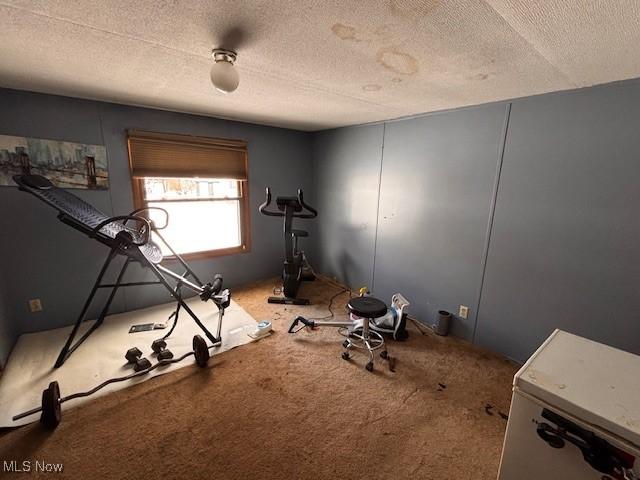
0 134 109 189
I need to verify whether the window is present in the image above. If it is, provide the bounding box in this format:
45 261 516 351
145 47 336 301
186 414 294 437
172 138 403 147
127 130 250 259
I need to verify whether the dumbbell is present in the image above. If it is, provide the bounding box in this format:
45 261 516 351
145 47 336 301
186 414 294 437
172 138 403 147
13 335 212 430
125 347 152 372
151 339 174 360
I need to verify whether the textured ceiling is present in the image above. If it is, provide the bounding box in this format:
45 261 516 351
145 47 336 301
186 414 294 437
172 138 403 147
1 1 639 131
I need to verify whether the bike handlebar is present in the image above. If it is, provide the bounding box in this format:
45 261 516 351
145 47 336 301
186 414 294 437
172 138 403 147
296 189 317 219
258 187 317 219
258 187 280 216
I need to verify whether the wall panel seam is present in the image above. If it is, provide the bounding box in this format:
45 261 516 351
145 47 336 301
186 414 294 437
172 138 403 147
371 123 386 292
472 102 512 344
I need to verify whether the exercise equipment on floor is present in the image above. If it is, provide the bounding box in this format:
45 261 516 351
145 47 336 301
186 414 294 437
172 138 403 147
12 335 212 430
149 273 229 355
289 294 406 372
247 320 273 339
350 291 411 341
125 347 152 372
13 174 231 368
150 339 174 360
258 187 317 305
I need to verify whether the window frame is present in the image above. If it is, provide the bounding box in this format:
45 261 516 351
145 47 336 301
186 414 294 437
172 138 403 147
129 135 251 261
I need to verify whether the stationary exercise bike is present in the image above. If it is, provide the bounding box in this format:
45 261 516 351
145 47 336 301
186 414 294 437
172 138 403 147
259 187 317 304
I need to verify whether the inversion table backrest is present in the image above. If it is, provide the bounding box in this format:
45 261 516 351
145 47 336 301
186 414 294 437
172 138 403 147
13 174 162 264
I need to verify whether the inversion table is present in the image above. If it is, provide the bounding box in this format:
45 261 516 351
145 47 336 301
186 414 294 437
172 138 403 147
14 174 230 368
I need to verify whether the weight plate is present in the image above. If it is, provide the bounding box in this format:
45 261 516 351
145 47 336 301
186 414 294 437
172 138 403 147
193 335 210 368
40 381 61 430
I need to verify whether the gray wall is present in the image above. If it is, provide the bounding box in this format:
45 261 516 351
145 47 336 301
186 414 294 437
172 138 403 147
374 104 508 341
0 88 312 365
475 83 640 361
312 79 640 363
311 125 384 289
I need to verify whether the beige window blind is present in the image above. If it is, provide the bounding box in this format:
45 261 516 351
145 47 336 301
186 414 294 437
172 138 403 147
127 130 248 180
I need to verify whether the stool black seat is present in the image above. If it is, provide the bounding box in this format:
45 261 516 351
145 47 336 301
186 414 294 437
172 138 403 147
347 296 387 319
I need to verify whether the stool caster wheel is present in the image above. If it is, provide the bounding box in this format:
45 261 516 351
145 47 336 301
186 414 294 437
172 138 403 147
380 350 388 360
365 362 374 372
341 352 350 361
342 340 349 348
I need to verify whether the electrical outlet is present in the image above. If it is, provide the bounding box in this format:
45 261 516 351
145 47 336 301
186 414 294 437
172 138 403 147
458 305 469 319
29 298 43 313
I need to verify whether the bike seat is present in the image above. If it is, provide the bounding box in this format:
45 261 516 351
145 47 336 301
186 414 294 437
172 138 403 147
292 229 308 237
347 296 388 319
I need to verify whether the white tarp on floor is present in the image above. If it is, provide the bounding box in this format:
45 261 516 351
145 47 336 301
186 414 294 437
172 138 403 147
0 297 258 427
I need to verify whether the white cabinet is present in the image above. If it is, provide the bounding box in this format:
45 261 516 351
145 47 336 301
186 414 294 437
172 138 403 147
498 330 640 480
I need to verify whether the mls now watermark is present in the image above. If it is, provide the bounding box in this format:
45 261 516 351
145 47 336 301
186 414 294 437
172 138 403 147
3 460 64 473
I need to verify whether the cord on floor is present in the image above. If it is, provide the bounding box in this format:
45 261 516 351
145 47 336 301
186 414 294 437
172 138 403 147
307 288 352 321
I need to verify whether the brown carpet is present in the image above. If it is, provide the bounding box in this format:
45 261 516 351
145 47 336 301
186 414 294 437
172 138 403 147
0 278 518 479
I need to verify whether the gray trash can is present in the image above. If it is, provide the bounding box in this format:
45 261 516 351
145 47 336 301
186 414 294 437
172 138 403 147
434 310 452 336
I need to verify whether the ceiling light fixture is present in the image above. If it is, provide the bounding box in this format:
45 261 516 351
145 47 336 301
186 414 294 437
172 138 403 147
210 48 239 94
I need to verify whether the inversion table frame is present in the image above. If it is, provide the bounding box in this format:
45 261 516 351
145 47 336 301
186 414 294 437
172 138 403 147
14 174 229 368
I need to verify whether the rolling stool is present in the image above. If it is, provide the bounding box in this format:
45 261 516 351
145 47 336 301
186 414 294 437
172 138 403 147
342 296 390 372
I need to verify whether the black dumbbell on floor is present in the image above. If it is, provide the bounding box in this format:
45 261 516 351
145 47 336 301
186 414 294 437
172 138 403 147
125 347 152 372
151 339 174 360
13 335 212 430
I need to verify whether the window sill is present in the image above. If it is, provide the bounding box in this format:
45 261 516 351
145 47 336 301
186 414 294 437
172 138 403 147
162 245 249 263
